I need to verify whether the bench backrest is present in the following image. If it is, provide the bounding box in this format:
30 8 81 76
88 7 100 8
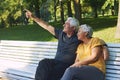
0 40 58 79
106 43 120 80
0 40 57 65
0 40 120 80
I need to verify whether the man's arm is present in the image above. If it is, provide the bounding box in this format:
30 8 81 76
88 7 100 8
100 39 109 61
102 46 109 61
25 10 55 35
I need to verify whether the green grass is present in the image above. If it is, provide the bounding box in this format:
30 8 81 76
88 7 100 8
0 24 57 41
0 16 120 43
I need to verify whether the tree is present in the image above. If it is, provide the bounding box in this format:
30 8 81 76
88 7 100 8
73 0 82 24
114 0 119 15
59 0 65 24
53 0 58 22
84 0 106 18
115 0 120 38
34 0 41 18
0 0 24 28
67 0 73 17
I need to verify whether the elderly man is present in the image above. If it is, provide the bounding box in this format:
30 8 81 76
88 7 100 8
25 10 80 80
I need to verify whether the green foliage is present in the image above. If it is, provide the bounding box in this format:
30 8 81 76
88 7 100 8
0 0 119 28
84 0 106 8
0 16 120 43
0 0 24 28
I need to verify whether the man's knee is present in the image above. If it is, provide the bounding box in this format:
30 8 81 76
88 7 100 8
38 59 49 65
38 58 54 69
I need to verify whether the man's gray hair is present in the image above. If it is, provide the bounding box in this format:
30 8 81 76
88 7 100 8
79 24 93 38
66 17 79 32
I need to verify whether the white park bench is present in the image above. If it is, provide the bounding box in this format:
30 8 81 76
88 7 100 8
0 40 120 80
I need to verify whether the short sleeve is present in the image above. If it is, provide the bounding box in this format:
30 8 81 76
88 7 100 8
76 44 80 54
91 38 103 48
54 28 62 39
100 39 108 47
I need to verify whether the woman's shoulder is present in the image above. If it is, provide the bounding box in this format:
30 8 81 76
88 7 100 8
90 37 103 45
91 37 101 42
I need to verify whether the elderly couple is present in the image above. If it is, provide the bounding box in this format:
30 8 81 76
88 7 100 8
26 10 109 80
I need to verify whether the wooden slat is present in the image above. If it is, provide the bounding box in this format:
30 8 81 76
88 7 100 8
106 61 120 65
107 43 120 47
106 73 120 78
108 52 120 57
1 46 57 52
0 55 54 64
108 48 120 52
106 65 120 70
0 40 58 47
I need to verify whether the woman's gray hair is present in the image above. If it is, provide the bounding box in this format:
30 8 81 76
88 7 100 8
66 17 79 32
79 24 93 38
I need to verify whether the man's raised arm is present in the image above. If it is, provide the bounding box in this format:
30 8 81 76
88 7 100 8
25 9 55 35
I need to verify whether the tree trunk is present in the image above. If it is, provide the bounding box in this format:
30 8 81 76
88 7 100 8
60 0 65 24
93 7 98 18
67 0 73 17
54 0 57 22
34 0 40 18
73 0 81 24
115 1 120 38
114 0 118 15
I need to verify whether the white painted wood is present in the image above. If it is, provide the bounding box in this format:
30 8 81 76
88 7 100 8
0 40 120 80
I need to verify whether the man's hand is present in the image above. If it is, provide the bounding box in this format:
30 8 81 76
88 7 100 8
24 9 34 19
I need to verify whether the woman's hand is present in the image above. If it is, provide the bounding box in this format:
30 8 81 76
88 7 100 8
70 62 82 67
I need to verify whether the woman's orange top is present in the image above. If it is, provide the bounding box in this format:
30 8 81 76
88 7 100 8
76 37 105 74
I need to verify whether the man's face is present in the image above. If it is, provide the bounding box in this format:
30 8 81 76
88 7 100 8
63 21 75 33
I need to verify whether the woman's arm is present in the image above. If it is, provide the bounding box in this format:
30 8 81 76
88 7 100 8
71 46 102 67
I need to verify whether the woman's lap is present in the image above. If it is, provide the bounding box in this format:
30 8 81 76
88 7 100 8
61 66 105 80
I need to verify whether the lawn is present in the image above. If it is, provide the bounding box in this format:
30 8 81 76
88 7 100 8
0 16 120 43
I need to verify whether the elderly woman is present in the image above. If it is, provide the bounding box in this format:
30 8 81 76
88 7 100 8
61 24 106 80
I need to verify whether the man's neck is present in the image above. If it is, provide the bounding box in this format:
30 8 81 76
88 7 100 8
66 31 75 38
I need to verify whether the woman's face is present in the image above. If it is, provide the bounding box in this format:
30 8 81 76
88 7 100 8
77 28 87 40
